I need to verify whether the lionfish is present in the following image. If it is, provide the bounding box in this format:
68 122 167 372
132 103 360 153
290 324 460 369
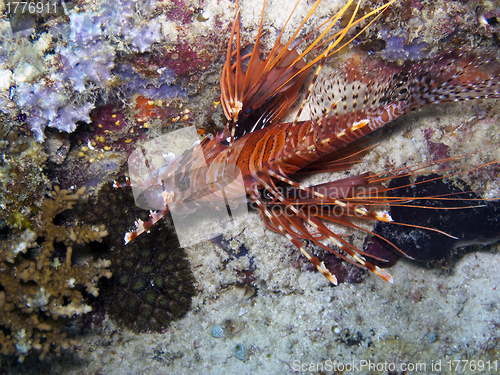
119 0 500 285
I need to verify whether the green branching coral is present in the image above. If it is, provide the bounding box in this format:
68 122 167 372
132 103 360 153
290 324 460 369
0 111 50 230
0 186 112 363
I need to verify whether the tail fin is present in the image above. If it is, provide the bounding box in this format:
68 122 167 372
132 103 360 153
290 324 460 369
382 49 500 112
310 49 500 122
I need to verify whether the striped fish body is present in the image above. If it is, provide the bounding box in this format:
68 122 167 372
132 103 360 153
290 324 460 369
132 50 500 231
206 50 500 190
237 50 500 178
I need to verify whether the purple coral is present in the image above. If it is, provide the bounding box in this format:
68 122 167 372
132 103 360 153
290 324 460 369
9 0 170 142
113 63 186 99
58 42 115 93
12 9 115 142
130 23 163 53
379 29 429 62
69 12 103 45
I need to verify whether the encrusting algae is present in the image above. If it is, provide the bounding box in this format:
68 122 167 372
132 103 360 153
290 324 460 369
0 186 111 363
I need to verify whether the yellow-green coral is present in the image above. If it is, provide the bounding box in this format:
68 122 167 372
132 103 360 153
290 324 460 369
0 186 111 363
0 115 49 230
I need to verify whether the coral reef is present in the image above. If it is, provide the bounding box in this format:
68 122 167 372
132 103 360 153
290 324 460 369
0 186 111 362
0 0 231 142
357 0 500 62
79 182 196 333
2 0 500 373
7 12 111 143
